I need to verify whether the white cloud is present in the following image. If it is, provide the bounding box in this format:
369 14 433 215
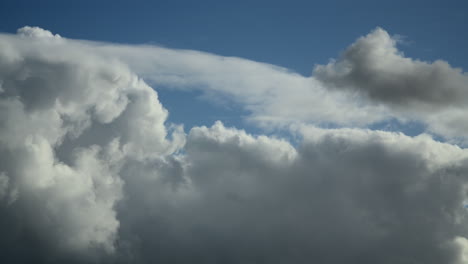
17 26 62 39
454 236 468 264
0 27 183 260
92 38 390 128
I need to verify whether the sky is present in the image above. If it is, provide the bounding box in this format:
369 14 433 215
1 1 468 263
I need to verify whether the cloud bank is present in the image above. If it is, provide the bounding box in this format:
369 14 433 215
0 27 468 263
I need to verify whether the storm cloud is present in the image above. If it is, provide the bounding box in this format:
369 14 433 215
1 27 468 264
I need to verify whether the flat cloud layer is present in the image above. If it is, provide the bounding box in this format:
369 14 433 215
1 27 468 263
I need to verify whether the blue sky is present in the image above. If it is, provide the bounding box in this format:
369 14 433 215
2 0 467 74
2 0 467 134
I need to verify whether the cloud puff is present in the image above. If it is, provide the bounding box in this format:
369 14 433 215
17 26 62 39
314 28 468 139
0 27 183 262
314 28 468 108
0 26 468 264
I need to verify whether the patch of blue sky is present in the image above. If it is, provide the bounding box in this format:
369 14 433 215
156 87 252 131
2 0 467 75
369 119 427 137
369 119 448 143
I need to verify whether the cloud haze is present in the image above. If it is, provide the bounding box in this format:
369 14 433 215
0 27 468 264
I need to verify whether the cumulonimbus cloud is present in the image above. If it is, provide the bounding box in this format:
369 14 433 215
1 27 468 264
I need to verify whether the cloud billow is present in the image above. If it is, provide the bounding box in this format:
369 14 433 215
314 28 468 108
314 28 468 139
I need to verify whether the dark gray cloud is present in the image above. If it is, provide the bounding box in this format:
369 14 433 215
1 27 468 264
313 27 468 140
314 28 468 109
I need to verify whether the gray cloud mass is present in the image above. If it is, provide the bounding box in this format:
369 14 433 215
1 26 468 263
314 28 468 139
314 27 468 108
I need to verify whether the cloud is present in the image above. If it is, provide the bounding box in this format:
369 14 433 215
0 27 183 262
0 172 9 200
314 28 468 108
17 26 62 39
314 27 468 139
0 26 468 264
94 37 389 128
110 122 468 264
